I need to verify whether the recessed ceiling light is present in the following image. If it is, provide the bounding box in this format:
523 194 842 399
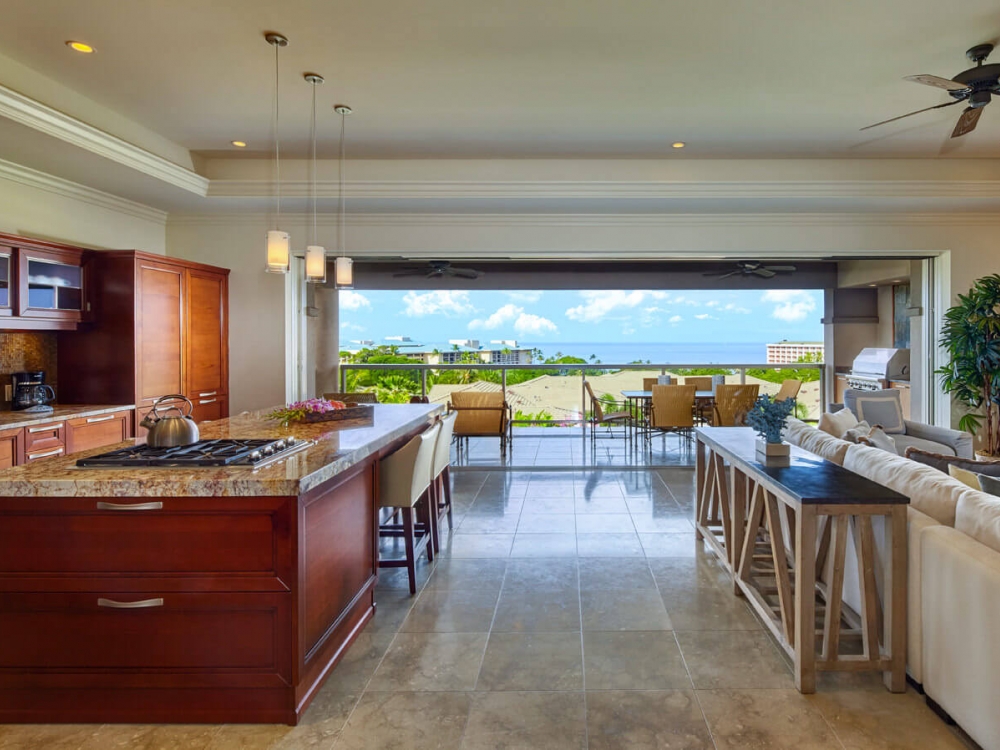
66 41 94 53
869 283 878 287
231 140 247 148
672 142 686 149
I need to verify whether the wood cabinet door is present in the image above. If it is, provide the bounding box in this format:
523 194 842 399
66 411 132 454
190 394 228 424
185 269 228 400
136 261 184 407
0 427 24 468
15 246 85 321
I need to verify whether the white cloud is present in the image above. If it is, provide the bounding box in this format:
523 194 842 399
694 313 715 320
339 290 370 310
506 291 543 303
723 303 752 314
762 290 817 322
705 300 720 308
340 321 365 331
565 290 648 323
469 304 521 330
514 313 558 336
402 290 474 317
669 315 683 324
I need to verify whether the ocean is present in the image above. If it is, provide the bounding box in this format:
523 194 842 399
520 342 769 365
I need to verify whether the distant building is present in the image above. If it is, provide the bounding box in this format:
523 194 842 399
766 341 824 364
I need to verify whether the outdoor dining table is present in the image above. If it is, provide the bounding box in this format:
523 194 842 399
620 389 714 449
694 426 909 694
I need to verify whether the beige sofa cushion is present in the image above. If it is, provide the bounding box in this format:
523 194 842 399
844 443 965 526
955 489 1000 555
783 418 850 465
818 409 857 438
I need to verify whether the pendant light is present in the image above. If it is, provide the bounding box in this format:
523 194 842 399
265 32 290 274
304 73 326 283
334 104 354 288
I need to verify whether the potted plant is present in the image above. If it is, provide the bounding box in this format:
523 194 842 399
745 394 796 458
937 273 1000 458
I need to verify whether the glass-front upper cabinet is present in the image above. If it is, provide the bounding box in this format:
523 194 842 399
0 249 11 315
16 246 86 321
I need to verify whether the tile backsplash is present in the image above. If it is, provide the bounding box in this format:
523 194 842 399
0 332 58 409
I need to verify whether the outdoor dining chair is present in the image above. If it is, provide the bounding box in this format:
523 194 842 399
449 390 513 460
712 384 760 426
648 384 697 447
585 381 632 441
775 379 802 402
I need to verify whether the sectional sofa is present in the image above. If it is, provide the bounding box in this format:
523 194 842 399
783 417 1000 750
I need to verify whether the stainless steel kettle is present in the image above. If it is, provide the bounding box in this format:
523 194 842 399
140 394 200 448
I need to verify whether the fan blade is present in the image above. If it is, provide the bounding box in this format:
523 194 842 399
860 99 964 131
764 265 797 273
392 268 428 277
449 268 484 279
904 74 971 93
752 268 777 278
952 107 983 138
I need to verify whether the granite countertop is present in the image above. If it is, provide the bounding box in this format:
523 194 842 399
0 403 443 498
0 404 134 430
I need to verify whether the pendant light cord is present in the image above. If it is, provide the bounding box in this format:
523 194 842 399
310 82 317 246
274 41 281 225
338 111 346 256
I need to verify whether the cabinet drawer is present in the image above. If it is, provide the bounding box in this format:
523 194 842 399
0 500 291 583
24 421 65 453
190 394 228 424
0 592 290 678
66 410 131 454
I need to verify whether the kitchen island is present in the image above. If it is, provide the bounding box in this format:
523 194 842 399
0 402 443 725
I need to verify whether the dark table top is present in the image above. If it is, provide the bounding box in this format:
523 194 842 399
696 427 909 506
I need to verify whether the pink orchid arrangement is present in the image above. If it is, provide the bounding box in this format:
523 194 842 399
268 398 346 426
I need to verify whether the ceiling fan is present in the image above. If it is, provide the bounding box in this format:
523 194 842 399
861 43 1000 138
703 260 797 280
392 260 484 280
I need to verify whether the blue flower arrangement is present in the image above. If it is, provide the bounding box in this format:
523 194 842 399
745 394 796 444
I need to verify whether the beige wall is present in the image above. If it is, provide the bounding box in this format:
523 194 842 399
0 171 166 252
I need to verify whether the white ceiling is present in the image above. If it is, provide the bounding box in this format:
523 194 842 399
3 0 1000 160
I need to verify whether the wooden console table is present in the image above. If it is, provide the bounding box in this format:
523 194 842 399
695 427 909 694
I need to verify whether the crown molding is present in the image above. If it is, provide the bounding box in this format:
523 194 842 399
207 178 1000 201
167 211 1000 228
0 158 167 224
0 84 208 196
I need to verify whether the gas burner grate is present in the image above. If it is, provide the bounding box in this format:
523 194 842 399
77 438 307 468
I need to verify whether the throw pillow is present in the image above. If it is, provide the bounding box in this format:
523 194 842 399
904 446 1000 477
818 409 858 439
979 473 1000 498
949 464 983 489
842 420 872 444
858 425 897 454
853 391 905 434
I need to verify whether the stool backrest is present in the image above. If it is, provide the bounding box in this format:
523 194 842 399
379 421 441 508
650 385 696 428
432 411 458 477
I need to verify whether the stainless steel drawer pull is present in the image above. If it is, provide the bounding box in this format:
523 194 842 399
198 398 217 405
96 501 163 511
98 597 164 609
27 448 63 459
86 415 115 424
198 391 217 397
28 423 63 433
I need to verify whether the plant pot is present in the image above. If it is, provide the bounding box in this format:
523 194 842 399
755 438 790 457
976 450 1000 462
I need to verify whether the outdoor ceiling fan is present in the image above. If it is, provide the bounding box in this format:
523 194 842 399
861 43 1000 138
703 260 797 280
392 260 484 280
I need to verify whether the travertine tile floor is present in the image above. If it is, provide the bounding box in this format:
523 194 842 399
0 468 979 750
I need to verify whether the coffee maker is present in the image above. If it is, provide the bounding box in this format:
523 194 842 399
11 371 55 413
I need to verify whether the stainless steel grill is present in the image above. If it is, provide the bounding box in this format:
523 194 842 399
847 348 910 391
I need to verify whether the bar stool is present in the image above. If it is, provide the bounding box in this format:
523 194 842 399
378 421 441 594
429 411 458 553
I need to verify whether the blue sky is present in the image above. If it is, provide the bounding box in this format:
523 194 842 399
338 289 823 346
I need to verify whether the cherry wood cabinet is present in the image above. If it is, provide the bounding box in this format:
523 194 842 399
0 426 24 469
59 251 229 423
66 410 132 454
0 233 87 330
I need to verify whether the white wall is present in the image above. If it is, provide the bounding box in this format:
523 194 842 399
0 169 166 252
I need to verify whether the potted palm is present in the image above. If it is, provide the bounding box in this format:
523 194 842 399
745 394 796 459
937 273 1000 458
